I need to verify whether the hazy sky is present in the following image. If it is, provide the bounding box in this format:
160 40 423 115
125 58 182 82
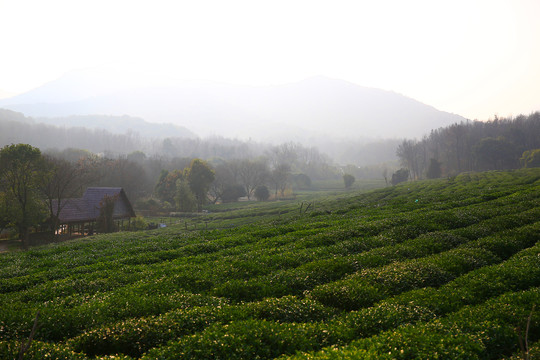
1 0 539 120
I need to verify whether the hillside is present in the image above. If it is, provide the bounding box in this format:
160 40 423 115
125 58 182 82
0 72 466 141
1 168 539 359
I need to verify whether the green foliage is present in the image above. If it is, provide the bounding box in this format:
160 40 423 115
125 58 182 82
154 169 183 204
0 143 48 241
343 173 355 188
174 178 197 212
521 148 540 168
475 136 519 170
0 167 539 359
221 184 246 202
0 340 87 360
185 158 215 212
254 185 270 201
141 319 331 360
391 168 409 185
130 215 148 231
396 112 540 177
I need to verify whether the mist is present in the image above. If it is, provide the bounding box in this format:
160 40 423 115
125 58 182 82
0 71 464 172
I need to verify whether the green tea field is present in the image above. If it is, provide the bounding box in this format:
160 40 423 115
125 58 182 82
1 168 539 359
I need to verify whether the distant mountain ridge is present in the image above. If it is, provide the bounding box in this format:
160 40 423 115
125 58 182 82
35 115 196 139
0 72 467 141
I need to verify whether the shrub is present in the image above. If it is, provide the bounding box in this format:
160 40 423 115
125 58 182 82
245 296 338 323
254 185 270 201
0 340 86 360
343 174 355 189
391 168 409 185
141 319 326 360
130 215 148 231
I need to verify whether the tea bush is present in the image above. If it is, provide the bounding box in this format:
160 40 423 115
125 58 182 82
0 168 538 359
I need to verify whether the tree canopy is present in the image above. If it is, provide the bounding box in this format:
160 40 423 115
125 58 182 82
0 144 47 243
185 159 215 212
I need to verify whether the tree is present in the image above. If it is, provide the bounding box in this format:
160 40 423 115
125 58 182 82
40 156 94 233
391 168 409 185
0 192 14 233
474 137 519 170
269 163 291 198
254 185 270 201
96 194 117 233
520 149 540 168
396 140 420 180
238 159 269 200
126 150 147 164
175 178 197 212
343 174 355 189
208 162 236 204
221 184 246 202
0 144 47 243
426 158 442 179
382 168 388 186
154 169 183 204
95 157 150 202
185 159 215 212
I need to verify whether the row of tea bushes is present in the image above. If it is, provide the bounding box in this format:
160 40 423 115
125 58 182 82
288 287 539 360
67 296 338 358
330 236 540 340
80 239 540 359
307 221 539 311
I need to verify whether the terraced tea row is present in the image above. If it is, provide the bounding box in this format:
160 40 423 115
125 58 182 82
0 168 538 359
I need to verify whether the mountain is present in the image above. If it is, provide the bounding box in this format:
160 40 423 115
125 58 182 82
35 115 196 139
0 72 466 141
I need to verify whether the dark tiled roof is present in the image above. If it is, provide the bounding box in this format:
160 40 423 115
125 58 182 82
54 187 135 224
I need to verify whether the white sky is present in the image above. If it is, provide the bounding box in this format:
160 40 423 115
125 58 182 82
1 0 539 120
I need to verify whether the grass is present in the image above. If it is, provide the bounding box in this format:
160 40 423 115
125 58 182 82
0 169 539 359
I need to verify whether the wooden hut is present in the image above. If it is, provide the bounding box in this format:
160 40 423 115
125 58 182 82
53 187 136 235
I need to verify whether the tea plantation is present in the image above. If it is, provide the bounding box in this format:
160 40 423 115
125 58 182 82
1 168 539 359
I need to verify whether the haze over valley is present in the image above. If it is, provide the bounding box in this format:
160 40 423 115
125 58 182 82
0 71 465 142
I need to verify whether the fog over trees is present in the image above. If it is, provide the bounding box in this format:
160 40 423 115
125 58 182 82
395 112 540 179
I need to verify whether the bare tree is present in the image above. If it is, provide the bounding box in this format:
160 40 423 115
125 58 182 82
269 163 291 198
41 155 96 233
396 140 419 180
238 159 269 200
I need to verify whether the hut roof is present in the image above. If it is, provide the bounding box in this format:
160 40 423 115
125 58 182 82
54 187 136 224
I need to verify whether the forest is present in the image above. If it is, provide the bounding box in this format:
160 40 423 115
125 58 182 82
395 112 540 180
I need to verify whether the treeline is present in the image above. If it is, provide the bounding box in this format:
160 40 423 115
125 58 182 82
47 141 339 202
0 108 272 159
396 112 540 179
1 142 340 242
1 108 401 168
